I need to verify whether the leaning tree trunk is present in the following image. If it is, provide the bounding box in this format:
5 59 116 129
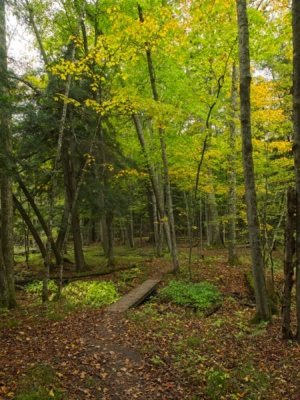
292 0 300 341
236 0 271 321
0 0 16 309
26 0 88 297
13 195 47 259
16 177 62 264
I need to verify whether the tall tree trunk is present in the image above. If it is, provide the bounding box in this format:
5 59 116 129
282 187 296 340
149 188 163 257
206 185 222 247
56 193 70 254
127 208 135 249
26 0 87 298
61 135 85 272
236 0 271 321
0 0 16 309
138 5 179 272
98 123 115 266
228 63 239 265
132 114 172 252
105 210 114 266
292 0 300 341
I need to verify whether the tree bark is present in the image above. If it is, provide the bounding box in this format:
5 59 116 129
292 0 300 341
132 114 172 253
61 134 85 272
137 5 179 272
206 185 222 247
98 123 115 266
236 0 271 321
228 63 239 265
282 187 296 340
0 0 16 308
55 193 70 254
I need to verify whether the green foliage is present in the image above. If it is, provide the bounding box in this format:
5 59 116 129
42 300 77 321
62 281 120 307
205 362 270 400
233 362 269 398
159 280 221 309
25 280 58 300
0 307 9 317
150 355 165 366
127 304 163 324
14 364 65 400
25 279 120 308
205 367 230 399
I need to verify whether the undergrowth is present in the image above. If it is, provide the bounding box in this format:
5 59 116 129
159 280 221 309
14 363 66 400
25 280 120 307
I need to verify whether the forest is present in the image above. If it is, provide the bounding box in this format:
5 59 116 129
1 0 300 399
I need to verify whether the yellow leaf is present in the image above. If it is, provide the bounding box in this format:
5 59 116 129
80 371 86 379
49 389 55 397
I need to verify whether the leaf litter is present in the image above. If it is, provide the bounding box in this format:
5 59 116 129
0 248 300 399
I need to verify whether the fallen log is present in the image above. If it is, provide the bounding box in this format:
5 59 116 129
14 264 139 286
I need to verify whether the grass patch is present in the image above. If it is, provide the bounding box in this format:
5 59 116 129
14 364 66 400
204 362 270 399
205 367 230 399
115 266 145 283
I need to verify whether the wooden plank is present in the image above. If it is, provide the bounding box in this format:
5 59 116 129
107 279 160 312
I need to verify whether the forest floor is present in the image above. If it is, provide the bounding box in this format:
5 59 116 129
1 244 300 399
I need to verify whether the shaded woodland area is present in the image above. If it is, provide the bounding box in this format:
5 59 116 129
1 0 300 398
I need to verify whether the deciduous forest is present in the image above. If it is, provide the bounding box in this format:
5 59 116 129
1 0 300 399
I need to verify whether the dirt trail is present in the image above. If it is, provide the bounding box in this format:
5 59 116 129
75 311 187 399
0 308 190 399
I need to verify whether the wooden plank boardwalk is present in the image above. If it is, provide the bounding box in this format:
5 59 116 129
107 279 160 312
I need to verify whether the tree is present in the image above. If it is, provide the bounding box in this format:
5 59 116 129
227 63 239 265
282 187 295 340
4 0 293 311
137 4 179 272
236 0 271 321
292 0 300 341
0 0 16 308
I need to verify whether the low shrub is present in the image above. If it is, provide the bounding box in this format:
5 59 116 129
25 280 120 307
159 280 221 309
62 281 120 307
25 280 57 300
